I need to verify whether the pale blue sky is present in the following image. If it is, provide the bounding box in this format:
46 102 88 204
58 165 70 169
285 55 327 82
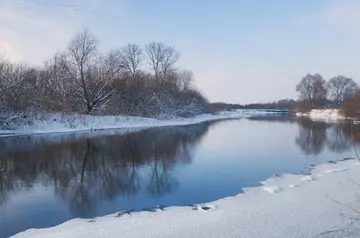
1 0 359 103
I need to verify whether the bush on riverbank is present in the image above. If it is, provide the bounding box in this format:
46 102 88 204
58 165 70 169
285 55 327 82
343 90 360 119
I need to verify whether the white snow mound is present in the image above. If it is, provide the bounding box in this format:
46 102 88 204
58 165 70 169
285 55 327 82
296 109 345 121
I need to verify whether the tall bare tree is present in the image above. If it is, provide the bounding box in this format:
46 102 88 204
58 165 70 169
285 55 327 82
145 42 179 79
327 75 357 107
66 29 122 113
120 44 143 79
296 73 327 108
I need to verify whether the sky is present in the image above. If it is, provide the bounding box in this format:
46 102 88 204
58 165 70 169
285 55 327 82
0 0 360 104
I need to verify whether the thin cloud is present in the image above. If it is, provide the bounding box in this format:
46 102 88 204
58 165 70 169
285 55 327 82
298 0 360 34
321 1 360 33
0 0 125 63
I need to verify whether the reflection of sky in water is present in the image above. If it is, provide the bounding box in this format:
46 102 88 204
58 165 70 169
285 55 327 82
0 118 357 237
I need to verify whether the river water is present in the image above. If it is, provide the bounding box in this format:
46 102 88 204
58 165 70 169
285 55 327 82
0 116 358 237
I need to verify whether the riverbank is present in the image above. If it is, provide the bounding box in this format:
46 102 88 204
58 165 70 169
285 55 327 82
13 158 360 238
0 109 283 137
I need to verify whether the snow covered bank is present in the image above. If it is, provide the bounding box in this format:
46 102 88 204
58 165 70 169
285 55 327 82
0 110 282 136
296 109 345 121
13 159 360 238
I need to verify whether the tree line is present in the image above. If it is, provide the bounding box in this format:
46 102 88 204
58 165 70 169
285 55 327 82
207 99 296 111
0 29 208 119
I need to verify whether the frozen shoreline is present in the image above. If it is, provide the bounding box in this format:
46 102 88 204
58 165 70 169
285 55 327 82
13 159 360 238
0 109 282 137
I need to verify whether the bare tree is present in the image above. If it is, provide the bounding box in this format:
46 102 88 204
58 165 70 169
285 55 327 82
120 44 143 79
66 29 122 113
296 73 327 108
327 75 357 107
145 42 179 79
36 53 74 111
0 55 24 95
176 69 194 91
66 29 98 113
0 59 31 110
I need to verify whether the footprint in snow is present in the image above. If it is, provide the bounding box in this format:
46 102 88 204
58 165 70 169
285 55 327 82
262 186 281 194
288 184 299 188
324 168 349 174
143 205 167 212
301 171 311 175
116 209 134 217
302 176 315 181
190 204 215 211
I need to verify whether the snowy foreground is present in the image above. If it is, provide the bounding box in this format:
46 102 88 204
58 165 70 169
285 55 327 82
14 159 360 238
0 109 281 136
296 109 345 121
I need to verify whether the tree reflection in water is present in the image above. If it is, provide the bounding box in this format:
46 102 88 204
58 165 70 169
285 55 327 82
295 119 357 155
0 122 212 217
326 124 352 153
249 115 356 156
295 118 330 155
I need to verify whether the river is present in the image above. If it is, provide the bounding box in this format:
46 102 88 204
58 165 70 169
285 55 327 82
0 116 357 237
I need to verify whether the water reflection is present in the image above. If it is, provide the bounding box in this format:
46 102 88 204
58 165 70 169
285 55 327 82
326 124 352 153
250 116 356 155
295 118 330 155
0 123 212 217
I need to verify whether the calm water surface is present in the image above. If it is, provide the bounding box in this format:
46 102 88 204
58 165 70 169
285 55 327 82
0 117 358 237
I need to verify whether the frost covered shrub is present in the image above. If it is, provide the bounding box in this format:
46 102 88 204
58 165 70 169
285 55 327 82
0 109 32 130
